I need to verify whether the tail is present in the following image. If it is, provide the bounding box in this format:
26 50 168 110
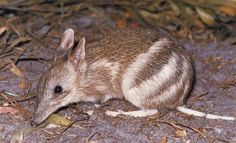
177 106 235 121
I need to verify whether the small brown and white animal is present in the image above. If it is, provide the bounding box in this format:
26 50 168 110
31 28 235 126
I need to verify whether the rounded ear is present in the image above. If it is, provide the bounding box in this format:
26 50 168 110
69 37 86 66
58 29 74 50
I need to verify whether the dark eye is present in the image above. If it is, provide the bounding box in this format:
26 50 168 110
54 85 63 94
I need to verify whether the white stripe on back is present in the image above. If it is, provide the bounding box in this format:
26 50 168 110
122 39 172 107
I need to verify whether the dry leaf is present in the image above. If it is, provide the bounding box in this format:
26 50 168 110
193 18 205 29
19 79 27 89
218 6 236 17
160 136 168 143
169 1 180 16
0 58 11 70
0 26 8 36
47 114 73 126
140 10 160 20
8 36 31 49
11 126 40 143
196 8 216 26
0 0 9 5
9 61 24 77
208 0 236 9
0 107 18 115
115 19 127 28
175 130 187 138
185 6 195 16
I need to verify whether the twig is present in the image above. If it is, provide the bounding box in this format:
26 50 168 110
155 120 206 138
26 30 56 50
189 92 209 102
0 91 36 105
0 5 62 13
86 132 101 143
15 57 50 65
157 120 184 131
175 123 206 138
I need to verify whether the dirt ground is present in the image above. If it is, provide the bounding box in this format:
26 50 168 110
0 2 236 143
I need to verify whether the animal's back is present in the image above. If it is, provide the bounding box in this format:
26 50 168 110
85 28 194 110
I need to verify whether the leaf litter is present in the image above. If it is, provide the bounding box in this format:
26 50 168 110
0 0 236 142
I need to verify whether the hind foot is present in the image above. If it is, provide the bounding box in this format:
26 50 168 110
105 109 158 117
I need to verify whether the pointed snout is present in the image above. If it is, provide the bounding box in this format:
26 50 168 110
30 120 40 127
31 103 59 127
31 113 46 127
31 104 52 127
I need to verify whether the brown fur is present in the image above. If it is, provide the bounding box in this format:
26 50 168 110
32 28 194 126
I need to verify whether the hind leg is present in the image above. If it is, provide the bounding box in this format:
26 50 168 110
105 77 160 117
105 92 158 117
